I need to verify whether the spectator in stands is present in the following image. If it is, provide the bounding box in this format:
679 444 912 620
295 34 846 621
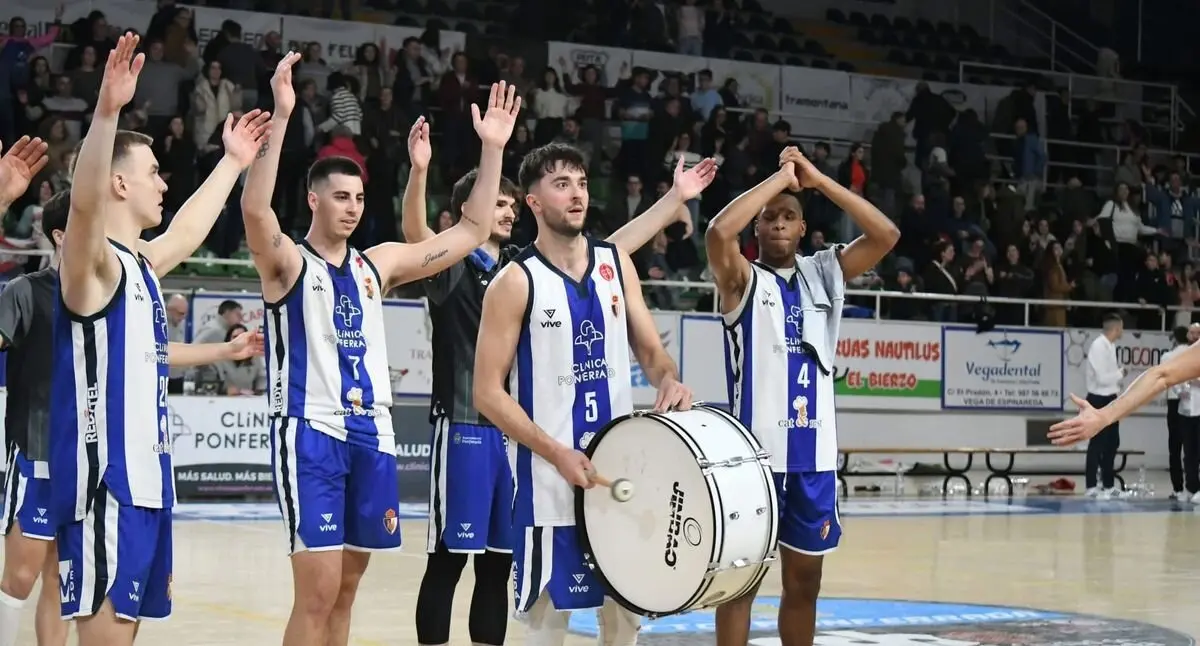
690 69 721 120
192 61 242 148
958 236 993 296
1134 252 1172 329
437 52 479 179
322 72 364 136
296 41 333 97
194 300 245 388
67 11 116 71
68 45 103 111
906 82 954 171
218 324 267 395
948 109 988 194
884 264 922 321
994 244 1035 324
1041 241 1071 326
38 118 72 175
1114 149 1149 189
165 293 190 393
41 76 88 141
531 67 569 144
394 37 434 112
552 117 594 169
704 0 739 57
1098 182 1158 293
640 230 678 309
870 111 907 218
1012 118 1045 212
217 22 264 111
923 240 961 322
318 125 368 183
163 7 198 67
0 10 62 141
676 0 705 55
434 209 453 233
1146 171 1198 238
1059 176 1098 224
136 40 198 139
157 116 198 214
347 43 392 107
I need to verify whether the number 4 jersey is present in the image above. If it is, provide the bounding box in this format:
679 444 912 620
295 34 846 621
262 242 395 455
723 253 844 473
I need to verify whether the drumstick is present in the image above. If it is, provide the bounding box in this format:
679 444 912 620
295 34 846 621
589 473 635 502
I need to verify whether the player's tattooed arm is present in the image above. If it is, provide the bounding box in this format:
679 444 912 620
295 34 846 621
367 82 520 289
242 51 305 302
705 167 798 316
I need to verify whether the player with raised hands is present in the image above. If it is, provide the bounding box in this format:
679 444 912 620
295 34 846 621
240 52 523 646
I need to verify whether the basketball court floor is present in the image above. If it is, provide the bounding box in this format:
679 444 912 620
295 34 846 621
4 474 1199 645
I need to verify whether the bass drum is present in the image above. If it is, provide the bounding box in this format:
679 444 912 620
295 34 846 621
576 404 778 618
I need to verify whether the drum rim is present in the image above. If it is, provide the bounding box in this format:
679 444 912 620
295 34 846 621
574 404 727 619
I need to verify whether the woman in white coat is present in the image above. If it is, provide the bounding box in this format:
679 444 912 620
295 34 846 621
191 60 242 148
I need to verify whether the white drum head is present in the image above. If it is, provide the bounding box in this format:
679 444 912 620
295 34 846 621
578 414 715 616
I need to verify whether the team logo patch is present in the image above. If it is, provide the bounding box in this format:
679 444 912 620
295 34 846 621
383 509 399 535
820 519 831 541
598 263 615 281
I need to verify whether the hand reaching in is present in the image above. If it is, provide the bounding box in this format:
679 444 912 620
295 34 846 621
408 116 431 172
1047 394 1108 446
228 328 266 360
672 156 718 202
97 32 145 116
0 137 49 207
270 51 303 119
221 110 273 168
472 81 522 148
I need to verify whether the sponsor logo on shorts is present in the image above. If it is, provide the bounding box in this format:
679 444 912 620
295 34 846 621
383 509 399 535
568 573 589 594
31 507 48 525
457 522 475 540
319 513 338 532
129 580 141 603
58 561 74 604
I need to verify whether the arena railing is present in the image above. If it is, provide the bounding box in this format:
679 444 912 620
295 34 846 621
1 249 1185 329
994 0 1103 74
958 61 1180 147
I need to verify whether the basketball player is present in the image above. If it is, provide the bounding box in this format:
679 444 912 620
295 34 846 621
473 142 695 646
403 119 716 646
705 146 899 646
241 52 522 646
47 33 272 646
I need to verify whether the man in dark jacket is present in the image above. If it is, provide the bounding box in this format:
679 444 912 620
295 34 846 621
870 111 908 218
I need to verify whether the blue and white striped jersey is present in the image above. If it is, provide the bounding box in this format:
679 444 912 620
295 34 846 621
508 240 633 526
263 242 394 454
724 251 845 473
49 240 174 520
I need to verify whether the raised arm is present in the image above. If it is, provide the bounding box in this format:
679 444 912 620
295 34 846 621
62 33 141 315
400 116 434 244
366 82 521 289
241 51 305 302
473 266 593 488
0 137 48 216
617 249 693 412
705 164 798 314
167 328 264 367
781 147 899 280
607 156 716 254
141 111 272 276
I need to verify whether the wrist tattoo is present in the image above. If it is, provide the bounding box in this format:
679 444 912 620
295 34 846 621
256 142 269 159
421 249 448 267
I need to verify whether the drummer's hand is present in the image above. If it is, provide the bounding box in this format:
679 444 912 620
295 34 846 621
550 445 595 488
653 376 694 413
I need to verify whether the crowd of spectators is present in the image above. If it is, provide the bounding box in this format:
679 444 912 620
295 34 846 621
0 0 1197 332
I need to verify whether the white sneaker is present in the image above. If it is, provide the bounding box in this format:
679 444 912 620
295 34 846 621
1084 487 1101 497
1096 488 1113 500
1190 491 1200 504
1170 490 1185 500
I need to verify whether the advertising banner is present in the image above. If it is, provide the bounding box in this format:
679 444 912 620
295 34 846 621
547 41 631 89
704 58 779 110
1063 328 1173 414
778 66 851 123
391 404 434 504
168 396 273 497
282 14 378 65
941 327 1064 411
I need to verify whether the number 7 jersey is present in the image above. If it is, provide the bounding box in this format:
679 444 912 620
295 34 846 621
262 243 395 454
723 258 841 473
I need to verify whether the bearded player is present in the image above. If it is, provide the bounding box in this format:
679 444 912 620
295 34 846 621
47 32 271 646
474 142 695 646
241 52 522 646
705 146 898 646
403 120 715 646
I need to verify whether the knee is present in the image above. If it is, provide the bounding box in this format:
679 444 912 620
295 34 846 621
780 556 822 604
2 559 44 599
472 550 511 589
293 566 342 618
332 566 368 611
